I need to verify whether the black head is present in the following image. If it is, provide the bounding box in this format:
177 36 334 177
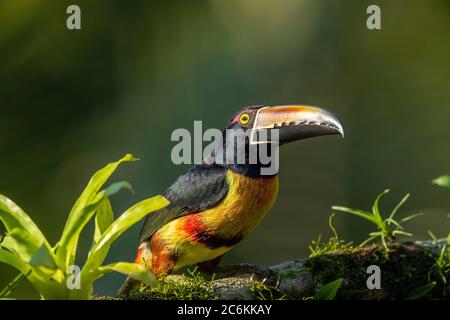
206 104 344 177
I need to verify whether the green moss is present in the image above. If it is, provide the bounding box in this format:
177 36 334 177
248 281 287 300
120 270 218 300
306 242 446 299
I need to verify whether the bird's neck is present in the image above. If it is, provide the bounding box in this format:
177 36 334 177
205 140 279 178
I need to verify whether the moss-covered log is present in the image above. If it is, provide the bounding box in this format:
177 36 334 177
116 239 449 300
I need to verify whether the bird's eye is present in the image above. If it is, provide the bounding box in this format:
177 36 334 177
239 113 250 125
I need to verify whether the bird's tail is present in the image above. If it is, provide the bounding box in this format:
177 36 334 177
117 242 152 296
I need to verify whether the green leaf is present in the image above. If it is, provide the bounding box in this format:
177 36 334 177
392 230 413 237
359 235 378 247
432 175 450 188
372 189 389 228
97 262 156 285
389 193 409 220
83 195 169 275
332 206 377 224
399 213 423 223
0 195 48 248
384 218 403 230
0 249 32 275
405 282 436 300
314 278 344 300
56 153 136 269
29 244 59 277
1 228 40 261
93 198 114 246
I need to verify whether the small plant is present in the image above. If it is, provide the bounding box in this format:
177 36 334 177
309 213 353 257
314 278 343 300
427 234 450 296
332 190 422 254
0 154 169 299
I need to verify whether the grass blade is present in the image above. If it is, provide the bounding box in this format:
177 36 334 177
372 189 389 227
389 193 410 220
332 206 377 224
399 213 423 223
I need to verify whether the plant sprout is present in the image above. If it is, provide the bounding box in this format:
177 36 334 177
332 190 422 253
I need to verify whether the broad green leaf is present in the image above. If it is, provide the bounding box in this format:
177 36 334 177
0 195 48 247
405 282 436 300
93 198 114 246
432 175 450 188
61 181 132 268
0 249 31 275
56 153 136 269
83 195 169 275
29 244 59 277
0 247 66 299
314 278 344 300
97 262 156 285
92 181 132 247
1 228 40 261
389 193 409 220
332 206 377 224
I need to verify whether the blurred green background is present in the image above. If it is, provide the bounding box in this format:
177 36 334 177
1 0 449 298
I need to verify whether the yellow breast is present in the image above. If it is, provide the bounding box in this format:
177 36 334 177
157 170 279 270
201 170 279 238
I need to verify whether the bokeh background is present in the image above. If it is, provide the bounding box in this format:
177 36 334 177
1 0 449 298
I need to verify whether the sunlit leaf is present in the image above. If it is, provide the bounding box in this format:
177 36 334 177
56 153 136 269
0 195 48 247
83 195 169 274
372 189 389 229
332 206 377 224
97 262 156 286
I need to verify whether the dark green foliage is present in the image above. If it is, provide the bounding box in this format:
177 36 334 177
306 242 447 300
314 278 344 300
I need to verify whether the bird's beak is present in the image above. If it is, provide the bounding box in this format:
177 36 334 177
252 105 344 144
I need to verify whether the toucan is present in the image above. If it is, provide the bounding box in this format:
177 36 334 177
121 105 344 292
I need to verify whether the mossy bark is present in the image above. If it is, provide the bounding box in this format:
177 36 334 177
112 239 448 300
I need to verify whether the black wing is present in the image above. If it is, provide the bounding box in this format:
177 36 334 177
139 164 229 243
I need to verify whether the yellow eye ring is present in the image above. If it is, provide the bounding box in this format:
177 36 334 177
239 113 250 125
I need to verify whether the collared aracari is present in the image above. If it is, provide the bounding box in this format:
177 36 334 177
121 105 343 292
